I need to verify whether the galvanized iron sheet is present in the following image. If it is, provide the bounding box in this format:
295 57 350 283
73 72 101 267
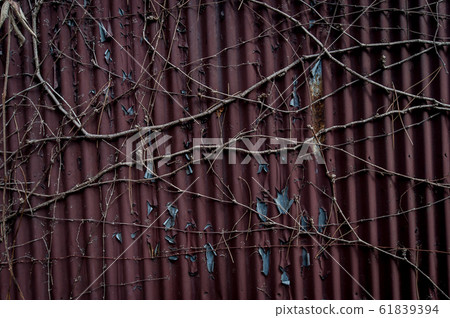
0 0 449 299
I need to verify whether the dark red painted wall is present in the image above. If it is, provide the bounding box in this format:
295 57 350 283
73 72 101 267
0 0 449 299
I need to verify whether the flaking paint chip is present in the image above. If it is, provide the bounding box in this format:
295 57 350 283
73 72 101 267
258 247 270 276
318 207 327 233
146 201 153 216
274 186 294 215
257 163 269 174
256 198 268 222
204 243 217 273
302 248 310 267
279 266 290 286
112 232 122 243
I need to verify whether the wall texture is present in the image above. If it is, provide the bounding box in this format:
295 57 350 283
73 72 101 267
0 0 449 299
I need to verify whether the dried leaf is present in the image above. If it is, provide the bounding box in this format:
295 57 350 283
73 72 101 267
131 231 138 239
10 17 25 47
258 247 270 276
274 186 294 215
0 1 10 30
256 198 268 222
204 243 217 273
168 255 178 262
10 2 36 38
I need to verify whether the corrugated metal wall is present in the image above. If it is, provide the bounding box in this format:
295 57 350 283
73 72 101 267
0 0 449 299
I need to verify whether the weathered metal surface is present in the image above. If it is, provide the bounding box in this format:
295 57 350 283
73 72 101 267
0 0 449 299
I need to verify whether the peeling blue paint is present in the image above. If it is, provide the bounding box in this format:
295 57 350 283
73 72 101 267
204 243 217 273
167 203 178 218
274 186 294 215
318 207 327 233
146 201 153 216
279 266 290 286
104 49 112 64
258 247 270 276
302 248 310 267
300 215 308 231
185 254 197 262
144 165 155 181
99 22 110 42
309 60 322 98
164 203 179 231
185 222 196 230
121 105 134 115
257 163 269 174
112 232 122 243
256 198 268 222
165 235 176 244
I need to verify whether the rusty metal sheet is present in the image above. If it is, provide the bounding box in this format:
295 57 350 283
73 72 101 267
0 0 449 299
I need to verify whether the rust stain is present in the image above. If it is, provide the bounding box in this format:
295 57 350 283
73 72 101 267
309 60 325 140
